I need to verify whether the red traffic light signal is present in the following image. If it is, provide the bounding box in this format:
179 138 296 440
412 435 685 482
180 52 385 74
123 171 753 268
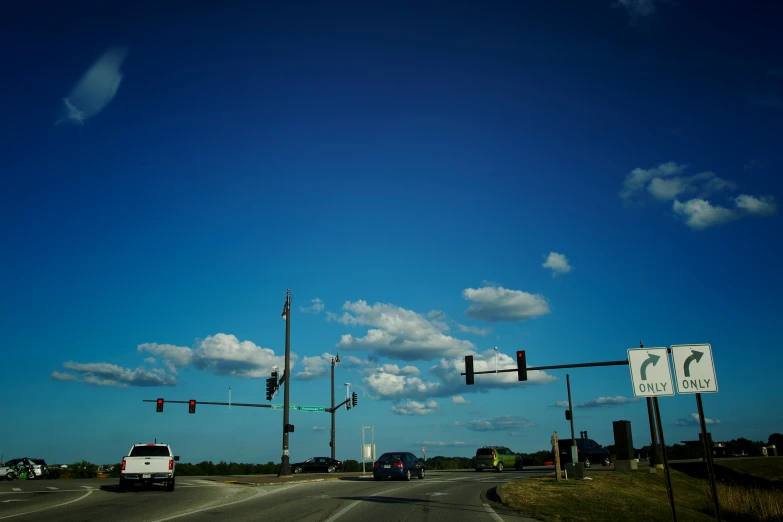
516 351 527 381
156 398 164 412
188 400 196 414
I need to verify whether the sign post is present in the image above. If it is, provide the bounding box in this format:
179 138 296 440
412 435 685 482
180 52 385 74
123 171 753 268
672 344 720 522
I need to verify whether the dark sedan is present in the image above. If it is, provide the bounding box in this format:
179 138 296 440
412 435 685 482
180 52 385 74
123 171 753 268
291 457 343 474
372 452 425 481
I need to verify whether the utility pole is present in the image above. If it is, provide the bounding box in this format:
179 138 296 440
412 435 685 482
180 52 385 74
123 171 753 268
566 374 577 463
330 353 340 460
278 289 293 477
641 341 664 469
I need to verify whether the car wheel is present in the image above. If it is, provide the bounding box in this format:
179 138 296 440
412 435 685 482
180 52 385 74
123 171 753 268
497 462 504 472
374 476 381 481
583 458 591 468
166 478 175 492
118 479 127 492
327 465 336 473
418 469 425 479
7 472 16 481
404 470 411 481
475 468 482 472
603 457 611 467
516 462 524 471
294 466 303 474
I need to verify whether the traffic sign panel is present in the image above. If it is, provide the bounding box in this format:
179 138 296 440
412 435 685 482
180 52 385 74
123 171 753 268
627 347 674 397
671 344 718 394
298 406 325 412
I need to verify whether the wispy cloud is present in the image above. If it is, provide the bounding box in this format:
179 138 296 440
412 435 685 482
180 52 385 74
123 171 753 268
462 285 550 323
674 413 720 426
51 362 175 388
312 426 326 431
542 252 573 277
563 396 639 408
300 298 324 314
453 415 535 431
58 46 129 125
419 440 468 448
673 195 778 230
611 0 673 26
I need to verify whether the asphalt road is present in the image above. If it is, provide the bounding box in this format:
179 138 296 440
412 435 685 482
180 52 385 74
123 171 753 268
0 469 552 521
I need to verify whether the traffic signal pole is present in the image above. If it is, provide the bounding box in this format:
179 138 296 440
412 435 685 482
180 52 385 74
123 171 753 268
279 289 293 477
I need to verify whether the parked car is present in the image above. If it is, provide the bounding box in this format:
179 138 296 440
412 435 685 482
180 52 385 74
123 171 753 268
0 458 49 480
372 452 425 481
474 446 523 472
556 438 611 468
291 457 344 474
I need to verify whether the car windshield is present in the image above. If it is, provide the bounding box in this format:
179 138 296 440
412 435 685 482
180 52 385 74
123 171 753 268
476 448 494 456
30 459 47 465
4 459 22 467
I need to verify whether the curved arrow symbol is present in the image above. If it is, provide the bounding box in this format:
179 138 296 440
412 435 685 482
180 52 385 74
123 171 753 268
683 350 704 377
640 353 660 380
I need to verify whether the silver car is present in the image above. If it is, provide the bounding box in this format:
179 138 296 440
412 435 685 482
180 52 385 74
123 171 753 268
0 458 49 480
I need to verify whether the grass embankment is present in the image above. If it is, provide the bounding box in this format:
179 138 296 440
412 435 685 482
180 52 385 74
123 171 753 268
498 458 783 522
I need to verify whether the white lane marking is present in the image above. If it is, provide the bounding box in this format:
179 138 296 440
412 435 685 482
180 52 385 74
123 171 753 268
482 503 505 522
11 489 21 492
150 484 296 522
1 500 28 503
45 487 58 490
323 486 406 522
0 489 94 520
424 492 448 496
80 486 94 489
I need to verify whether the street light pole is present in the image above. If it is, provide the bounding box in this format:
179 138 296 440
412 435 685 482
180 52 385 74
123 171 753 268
330 353 340 460
279 289 293 477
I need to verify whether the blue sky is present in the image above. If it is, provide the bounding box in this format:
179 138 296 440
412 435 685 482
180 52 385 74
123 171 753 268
1 0 781 465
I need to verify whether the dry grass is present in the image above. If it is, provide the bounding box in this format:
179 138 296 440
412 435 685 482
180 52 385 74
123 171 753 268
708 482 783 522
498 468 717 522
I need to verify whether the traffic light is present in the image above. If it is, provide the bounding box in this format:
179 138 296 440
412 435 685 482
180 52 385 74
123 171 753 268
285 423 295 433
265 377 276 401
565 409 572 421
516 350 527 381
189 400 196 414
156 398 164 412
271 369 279 383
465 355 474 385
351 392 358 407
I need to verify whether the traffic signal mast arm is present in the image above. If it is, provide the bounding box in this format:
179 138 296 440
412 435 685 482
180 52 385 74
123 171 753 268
462 353 629 385
326 397 351 413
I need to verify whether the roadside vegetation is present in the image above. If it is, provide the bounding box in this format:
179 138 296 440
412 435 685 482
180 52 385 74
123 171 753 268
497 458 783 522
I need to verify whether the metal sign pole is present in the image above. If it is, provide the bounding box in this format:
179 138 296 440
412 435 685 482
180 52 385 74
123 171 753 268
697 393 721 522
653 397 677 522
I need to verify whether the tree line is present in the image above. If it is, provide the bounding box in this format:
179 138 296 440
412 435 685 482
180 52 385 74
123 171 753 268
48 433 782 478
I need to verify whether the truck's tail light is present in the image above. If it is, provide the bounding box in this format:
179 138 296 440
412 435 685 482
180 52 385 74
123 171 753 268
121 460 126 471
169 460 174 470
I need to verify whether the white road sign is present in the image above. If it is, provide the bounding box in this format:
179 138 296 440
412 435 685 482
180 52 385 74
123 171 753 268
627 347 674 397
671 344 718 394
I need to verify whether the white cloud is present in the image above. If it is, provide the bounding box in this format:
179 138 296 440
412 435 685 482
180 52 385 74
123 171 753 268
462 285 550 323
554 400 569 408
296 353 333 380
735 194 778 216
451 395 471 405
453 415 535 431
300 298 324 314
454 324 493 336
143 357 156 365
619 161 687 202
542 252 573 277
363 372 442 400
312 426 326 431
674 413 721 426
333 300 476 361
53 361 176 388
573 396 639 408
58 46 129 125
391 400 439 415
672 198 739 230
379 364 421 376
137 333 290 379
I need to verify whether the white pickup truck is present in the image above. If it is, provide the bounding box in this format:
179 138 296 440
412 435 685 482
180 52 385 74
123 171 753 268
120 443 180 491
